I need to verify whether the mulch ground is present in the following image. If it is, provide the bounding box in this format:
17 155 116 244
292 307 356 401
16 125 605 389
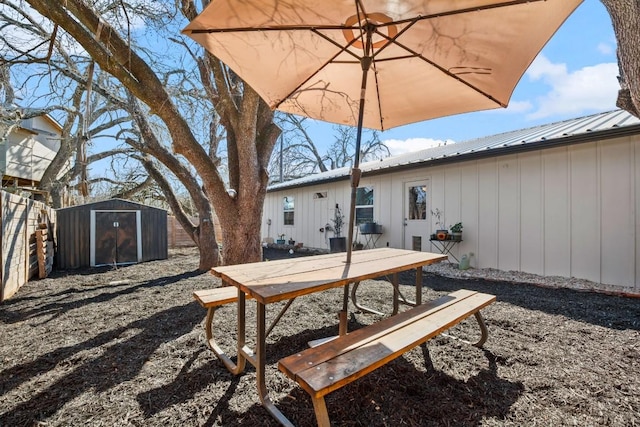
1 247 638 426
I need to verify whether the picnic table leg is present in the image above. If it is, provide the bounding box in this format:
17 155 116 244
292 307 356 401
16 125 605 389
339 283 350 336
233 290 248 374
350 281 384 316
310 395 331 427
204 306 244 374
256 301 295 427
473 311 490 348
441 310 491 348
415 266 422 306
392 273 399 315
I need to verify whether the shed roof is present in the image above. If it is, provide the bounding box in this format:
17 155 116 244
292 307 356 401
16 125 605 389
56 198 168 212
268 109 640 192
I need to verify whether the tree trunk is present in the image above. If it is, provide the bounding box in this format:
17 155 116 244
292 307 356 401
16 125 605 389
194 214 221 270
601 0 640 118
25 0 279 269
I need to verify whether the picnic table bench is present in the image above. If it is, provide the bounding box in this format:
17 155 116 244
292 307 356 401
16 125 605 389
278 289 496 427
194 248 475 426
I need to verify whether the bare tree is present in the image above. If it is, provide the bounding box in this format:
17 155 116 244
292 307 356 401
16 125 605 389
0 3 141 207
270 114 390 182
18 0 279 268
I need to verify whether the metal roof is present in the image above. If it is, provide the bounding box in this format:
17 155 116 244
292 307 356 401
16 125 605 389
268 109 640 191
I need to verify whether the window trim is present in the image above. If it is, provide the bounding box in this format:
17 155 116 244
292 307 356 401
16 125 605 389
355 186 374 224
283 196 295 226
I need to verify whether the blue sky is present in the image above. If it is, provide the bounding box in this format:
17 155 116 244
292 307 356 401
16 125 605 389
306 0 619 156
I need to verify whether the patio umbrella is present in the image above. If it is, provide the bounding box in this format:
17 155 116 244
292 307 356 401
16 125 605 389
182 0 583 263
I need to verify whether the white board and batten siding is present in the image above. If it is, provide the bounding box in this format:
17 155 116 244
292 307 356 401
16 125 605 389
5 114 64 183
263 134 639 295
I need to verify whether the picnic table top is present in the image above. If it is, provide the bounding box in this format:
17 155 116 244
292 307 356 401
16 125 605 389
210 247 447 304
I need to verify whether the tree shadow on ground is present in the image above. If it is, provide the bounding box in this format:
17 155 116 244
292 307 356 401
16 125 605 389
0 301 204 425
279 344 523 427
136 311 522 426
398 272 640 331
135 322 343 420
0 270 204 325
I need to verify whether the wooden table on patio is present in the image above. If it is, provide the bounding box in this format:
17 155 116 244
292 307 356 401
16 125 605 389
210 247 447 426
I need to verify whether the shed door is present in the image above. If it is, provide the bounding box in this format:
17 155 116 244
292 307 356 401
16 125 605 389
403 181 430 251
91 211 141 266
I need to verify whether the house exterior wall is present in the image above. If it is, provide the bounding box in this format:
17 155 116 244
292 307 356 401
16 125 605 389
3 116 63 183
263 134 639 294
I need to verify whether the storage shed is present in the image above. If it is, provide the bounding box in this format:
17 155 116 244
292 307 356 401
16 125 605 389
56 198 168 269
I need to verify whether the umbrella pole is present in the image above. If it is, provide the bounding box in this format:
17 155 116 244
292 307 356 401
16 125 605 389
346 28 373 264
341 27 373 338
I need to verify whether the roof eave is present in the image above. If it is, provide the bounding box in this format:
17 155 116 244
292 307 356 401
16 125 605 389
267 123 640 192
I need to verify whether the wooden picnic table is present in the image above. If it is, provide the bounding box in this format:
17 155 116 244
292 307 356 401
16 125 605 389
210 247 447 426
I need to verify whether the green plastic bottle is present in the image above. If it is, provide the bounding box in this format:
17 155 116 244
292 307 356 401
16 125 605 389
459 254 470 270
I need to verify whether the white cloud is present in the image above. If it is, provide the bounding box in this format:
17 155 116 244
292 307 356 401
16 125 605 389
597 42 614 55
503 100 533 113
525 55 619 120
383 138 453 156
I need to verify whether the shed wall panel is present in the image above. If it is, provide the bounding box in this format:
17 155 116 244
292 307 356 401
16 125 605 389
600 139 634 288
543 148 570 277
519 153 544 275
570 143 600 283
498 156 520 271
460 162 479 265
443 166 462 260
378 176 393 248
477 159 498 268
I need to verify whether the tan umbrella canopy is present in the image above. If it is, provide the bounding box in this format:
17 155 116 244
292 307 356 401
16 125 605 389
183 0 583 261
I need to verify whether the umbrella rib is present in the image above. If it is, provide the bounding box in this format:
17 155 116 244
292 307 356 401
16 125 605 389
187 24 359 34
366 12 505 109
185 0 546 35
368 16 423 130
370 57 384 130
272 30 362 111
376 0 548 28
311 28 362 62
392 39 505 108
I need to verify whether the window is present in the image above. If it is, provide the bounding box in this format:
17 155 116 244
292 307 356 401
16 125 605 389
283 196 294 225
408 185 427 220
355 186 374 224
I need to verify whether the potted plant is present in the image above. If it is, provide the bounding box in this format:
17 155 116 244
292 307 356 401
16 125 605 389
449 222 463 241
288 237 296 245
353 241 364 250
431 208 448 240
329 204 347 252
276 233 286 245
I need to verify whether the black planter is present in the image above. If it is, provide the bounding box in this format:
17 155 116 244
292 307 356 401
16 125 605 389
329 237 347 253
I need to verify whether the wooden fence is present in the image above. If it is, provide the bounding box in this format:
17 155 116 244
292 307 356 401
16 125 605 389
167 215 223 248
1 190 56 301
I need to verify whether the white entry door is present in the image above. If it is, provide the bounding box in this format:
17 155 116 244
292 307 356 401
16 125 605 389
403 180 430 251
